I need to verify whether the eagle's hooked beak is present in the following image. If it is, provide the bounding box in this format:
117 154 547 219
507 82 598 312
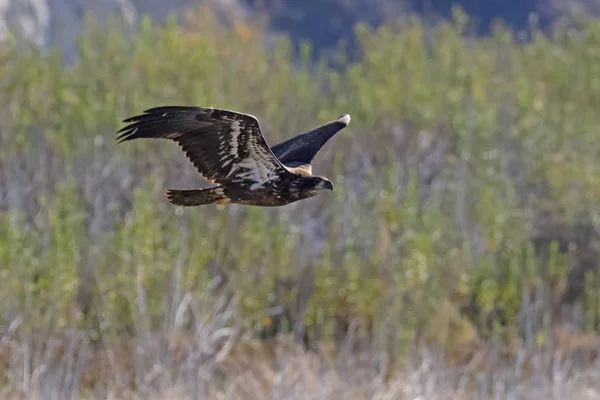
320 180 334 191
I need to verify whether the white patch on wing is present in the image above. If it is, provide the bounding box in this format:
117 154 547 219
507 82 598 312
237 158 256 169
228 120 241 157
220 118 287 185
223 120 242 179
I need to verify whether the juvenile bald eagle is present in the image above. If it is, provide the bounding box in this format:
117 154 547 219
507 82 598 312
116 106 350 207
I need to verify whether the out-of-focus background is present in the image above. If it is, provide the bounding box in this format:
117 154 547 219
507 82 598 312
3 1 600 399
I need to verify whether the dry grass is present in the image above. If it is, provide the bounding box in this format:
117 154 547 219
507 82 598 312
1 327 600 400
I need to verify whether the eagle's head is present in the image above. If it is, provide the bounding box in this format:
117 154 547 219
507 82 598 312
302 176 334 195
315 177 334 191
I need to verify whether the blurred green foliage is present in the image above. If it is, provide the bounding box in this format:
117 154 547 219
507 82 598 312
2 4 600 356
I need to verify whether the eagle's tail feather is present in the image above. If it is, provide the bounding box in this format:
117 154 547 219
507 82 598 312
165 187 229 207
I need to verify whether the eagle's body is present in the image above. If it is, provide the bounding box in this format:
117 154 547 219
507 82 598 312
191 172 321 207
116 106 350 207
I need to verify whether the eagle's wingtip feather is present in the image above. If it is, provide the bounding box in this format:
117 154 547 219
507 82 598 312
337 114 351 125
115 126 137 142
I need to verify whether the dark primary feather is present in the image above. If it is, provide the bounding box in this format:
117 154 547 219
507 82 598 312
116 106 290 185
270 114 350 166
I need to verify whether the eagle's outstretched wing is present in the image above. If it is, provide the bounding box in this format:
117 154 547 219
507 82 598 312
116 106 290 185
271 114 350 169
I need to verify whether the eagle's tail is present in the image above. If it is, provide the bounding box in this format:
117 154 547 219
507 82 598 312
165 187 229 206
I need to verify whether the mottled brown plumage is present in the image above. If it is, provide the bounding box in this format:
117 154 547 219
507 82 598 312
116 106 350 207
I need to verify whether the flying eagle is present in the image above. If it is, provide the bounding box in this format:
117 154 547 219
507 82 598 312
116 106 350 207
